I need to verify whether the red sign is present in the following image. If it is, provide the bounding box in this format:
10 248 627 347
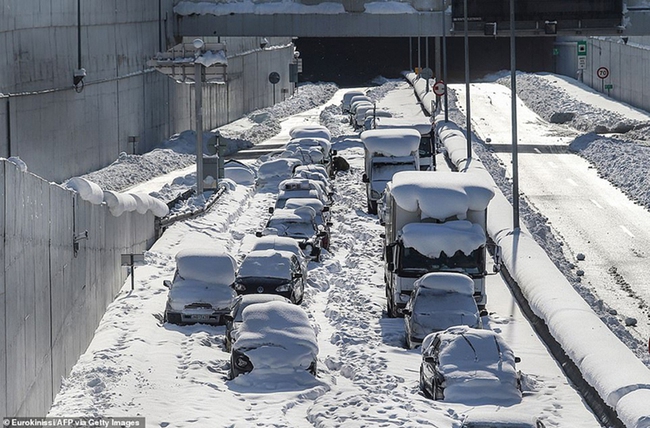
597 66 609 79
432 81 446 96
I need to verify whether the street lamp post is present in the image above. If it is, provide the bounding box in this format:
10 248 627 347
195 61 204 196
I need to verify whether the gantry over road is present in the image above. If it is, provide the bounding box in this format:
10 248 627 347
174 0 650 37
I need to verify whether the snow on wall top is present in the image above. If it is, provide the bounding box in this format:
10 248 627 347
360 128 421 157
390 171 495 220
175 247 237 285
401 221 485 257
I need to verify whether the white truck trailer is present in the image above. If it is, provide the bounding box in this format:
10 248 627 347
369 116 435 171
382 170 497 317
360 128 421 215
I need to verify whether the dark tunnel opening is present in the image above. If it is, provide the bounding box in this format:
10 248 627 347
294 37 556 87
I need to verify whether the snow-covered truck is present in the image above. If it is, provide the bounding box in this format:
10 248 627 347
382 170 497 317
369 116 435 171
360 128 421 215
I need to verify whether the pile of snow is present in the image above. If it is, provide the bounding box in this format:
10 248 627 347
414 272 475 295
175 247 237 285
258 158 302 183
65 177 169 217
389 171 495 221
401 221 485 258
360 128 421 156
238 250 294 280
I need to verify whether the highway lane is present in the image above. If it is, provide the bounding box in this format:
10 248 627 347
453 82 650 355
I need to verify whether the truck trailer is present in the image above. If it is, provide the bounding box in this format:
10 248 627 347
382 170 497 316
360 128 421 215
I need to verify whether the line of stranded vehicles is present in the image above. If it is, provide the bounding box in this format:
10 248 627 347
159 92 542 425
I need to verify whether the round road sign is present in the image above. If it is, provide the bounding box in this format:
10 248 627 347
432 81 446 96
268 72 280 84
597 66 609 79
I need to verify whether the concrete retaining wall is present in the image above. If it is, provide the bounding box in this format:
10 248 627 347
0 159 157 417
0 0 294 183
556 36 650 114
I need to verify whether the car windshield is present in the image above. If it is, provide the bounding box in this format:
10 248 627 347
237 276 290 288
400 246 484 276
267 220 315 238
419 135 433 157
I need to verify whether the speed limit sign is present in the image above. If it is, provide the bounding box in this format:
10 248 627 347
432 81 446 96
597 67 609 79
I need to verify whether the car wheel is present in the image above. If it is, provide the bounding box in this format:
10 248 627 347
165 312 182 325
367 199 377 215
419 367 430 398
433 378 444 401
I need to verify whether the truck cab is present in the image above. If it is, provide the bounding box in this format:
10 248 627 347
360 128 421 215
382 171 497 316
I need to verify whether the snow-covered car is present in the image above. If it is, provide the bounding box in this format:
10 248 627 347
257 207 326 261
257 158 302 184
341 90 365 113
224 294 292 351
163 247 238 325
275 178 330 208
403 272 482 349
419 325 522 404
223 159 257 186
234 249 306 304
293 166 332 191
229 301 319 379
460 411 546 428
289 124 331 141
249 235 309 276
284 198 332 249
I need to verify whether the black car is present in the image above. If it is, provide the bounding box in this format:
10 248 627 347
224 294 291 351
420 325 522 403
233 249 305 304
229 301 318 379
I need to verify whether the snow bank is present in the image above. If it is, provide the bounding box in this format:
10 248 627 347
389 171 495 220
224 166 256 186
65 177 104 205
175 247 237 285
401 221 485 257
238 250 294 279
174 0 345 16
360 128 421 157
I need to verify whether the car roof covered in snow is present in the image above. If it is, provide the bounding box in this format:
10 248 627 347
360 128 421 157
238 249 296 279
175 247 237 285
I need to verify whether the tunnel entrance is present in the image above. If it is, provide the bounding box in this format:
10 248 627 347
294 36 556 87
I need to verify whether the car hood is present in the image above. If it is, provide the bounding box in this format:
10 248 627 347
409 310 480 339
168 279 236 311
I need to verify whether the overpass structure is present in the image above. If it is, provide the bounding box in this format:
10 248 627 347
173 0 650 38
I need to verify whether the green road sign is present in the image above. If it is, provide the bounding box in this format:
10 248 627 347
605 84 613 90
577 41 587 56
553 48 559 56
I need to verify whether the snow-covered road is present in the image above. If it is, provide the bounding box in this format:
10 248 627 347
48 84 602 427
453 82 650 357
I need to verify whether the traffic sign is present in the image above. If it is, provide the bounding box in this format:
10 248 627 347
268 72 280 84
432 81 446 96
597 67 609 79
577 41 587 56
578 56 586 70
